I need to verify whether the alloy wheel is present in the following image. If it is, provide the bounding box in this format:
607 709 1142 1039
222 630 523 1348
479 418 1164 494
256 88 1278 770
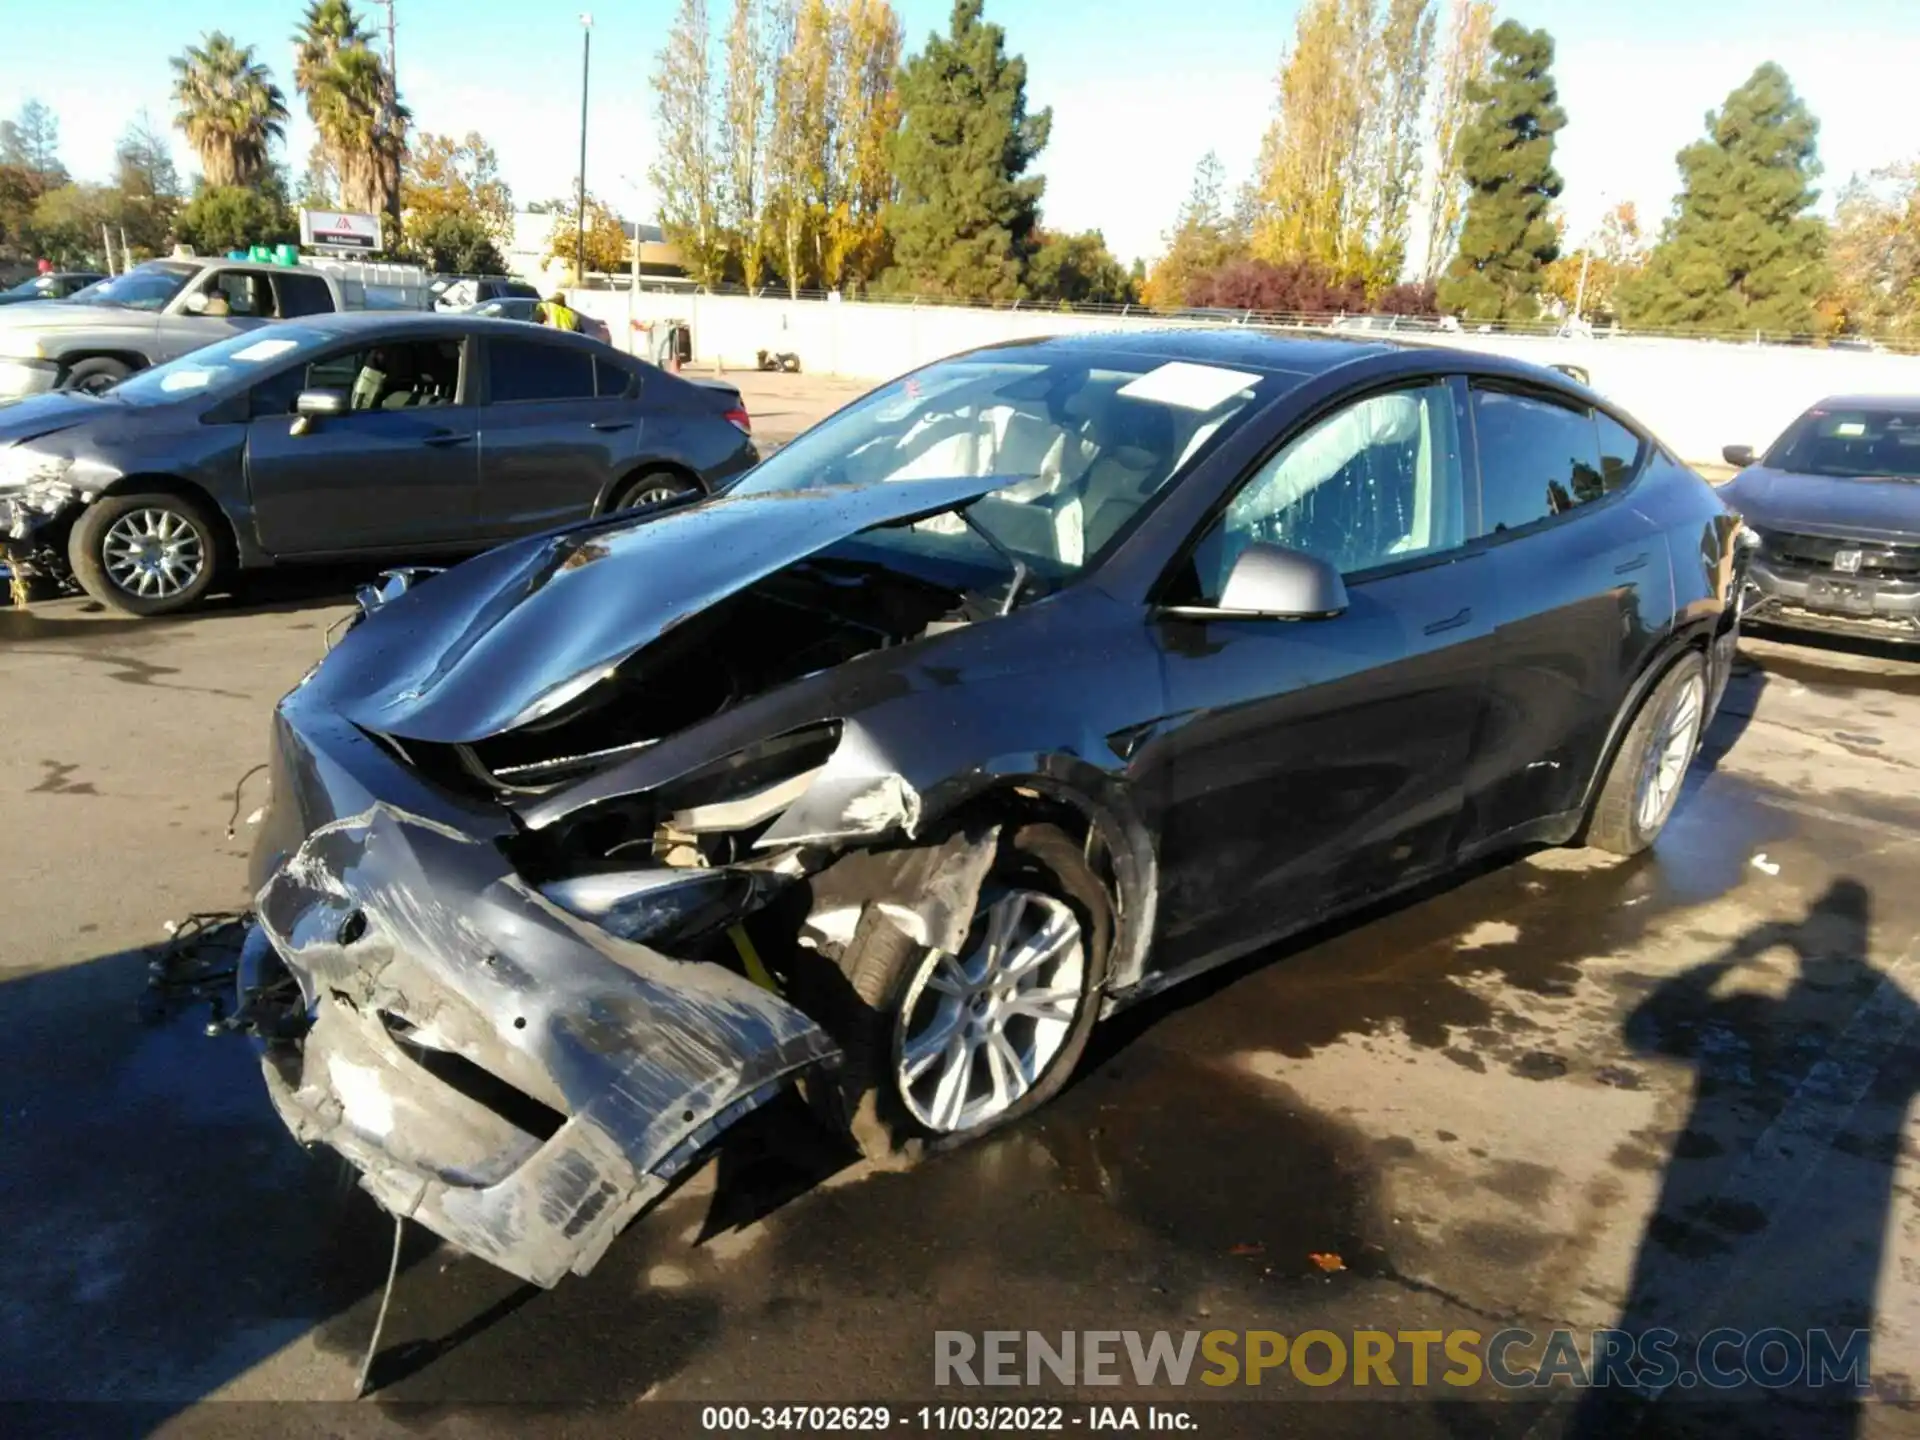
1635 673 1705 834
101 508 207 600
621 482 686 509
894 888 1087 1134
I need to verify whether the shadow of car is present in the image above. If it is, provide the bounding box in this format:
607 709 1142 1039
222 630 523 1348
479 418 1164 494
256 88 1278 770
0 311 756 615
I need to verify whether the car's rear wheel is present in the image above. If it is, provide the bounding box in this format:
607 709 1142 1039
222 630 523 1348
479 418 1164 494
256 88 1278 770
60 357 132 394
611 470 696 511
1585 652 1708 855
806 823 1111 1161
68 491 221 616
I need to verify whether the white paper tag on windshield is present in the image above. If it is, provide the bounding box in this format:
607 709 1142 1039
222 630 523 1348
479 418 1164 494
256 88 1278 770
231 338 300 363
1118 361 1261 412
159 371 213 393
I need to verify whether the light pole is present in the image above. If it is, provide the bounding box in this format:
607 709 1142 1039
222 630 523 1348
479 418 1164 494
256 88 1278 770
575 13 593 286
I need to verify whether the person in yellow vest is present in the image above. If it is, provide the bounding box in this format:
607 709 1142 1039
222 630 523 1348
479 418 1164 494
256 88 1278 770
535 292 580 331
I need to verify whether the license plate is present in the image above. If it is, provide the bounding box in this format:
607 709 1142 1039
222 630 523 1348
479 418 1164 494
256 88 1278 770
1807 577 1877 615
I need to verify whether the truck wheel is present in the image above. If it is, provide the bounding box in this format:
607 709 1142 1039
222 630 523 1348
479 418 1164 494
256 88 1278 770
68 492 222 616
61 357 133 394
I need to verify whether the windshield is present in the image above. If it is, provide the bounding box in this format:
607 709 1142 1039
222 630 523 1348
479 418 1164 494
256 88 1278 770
730 352 1283 586
108 324 333 406
67 261 199 312
1767 408 1920 481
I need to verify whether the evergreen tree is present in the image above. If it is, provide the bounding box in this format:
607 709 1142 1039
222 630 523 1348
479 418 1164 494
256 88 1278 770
880 0 1050 301
1617 64 1826 336
1142 151 1246 308
1436 20 1564 322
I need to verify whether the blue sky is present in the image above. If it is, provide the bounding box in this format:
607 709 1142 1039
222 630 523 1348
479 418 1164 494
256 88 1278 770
5 0 1918 267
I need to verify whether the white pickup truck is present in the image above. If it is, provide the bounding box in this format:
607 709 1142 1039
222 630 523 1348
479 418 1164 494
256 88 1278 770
0 256 431 399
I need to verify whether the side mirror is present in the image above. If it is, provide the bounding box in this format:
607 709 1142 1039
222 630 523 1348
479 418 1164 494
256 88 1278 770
289 387 349 435
1722 444 1756 468
1163 542 1349 621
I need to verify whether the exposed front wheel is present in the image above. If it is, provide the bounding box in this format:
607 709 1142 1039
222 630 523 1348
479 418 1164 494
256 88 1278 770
67 492 221 616
1584 653 1709 856
807 823 1112 1161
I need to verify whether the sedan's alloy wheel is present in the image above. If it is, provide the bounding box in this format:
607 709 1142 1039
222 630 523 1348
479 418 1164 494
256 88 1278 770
893 888 1087 1135
1635 672 1705 833
621 481 686 509
101 507 207 600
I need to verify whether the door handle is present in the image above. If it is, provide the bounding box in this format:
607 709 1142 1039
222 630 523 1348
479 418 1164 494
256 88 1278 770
1614 552 1649 575
1423 607 1472 636
589 420 634 433
422 430 472 448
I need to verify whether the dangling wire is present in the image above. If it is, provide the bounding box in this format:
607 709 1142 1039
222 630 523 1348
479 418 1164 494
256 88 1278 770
356 1211 405 1399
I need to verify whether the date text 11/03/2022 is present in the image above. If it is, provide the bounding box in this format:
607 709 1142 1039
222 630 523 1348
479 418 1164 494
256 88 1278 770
700 1407 1197 1431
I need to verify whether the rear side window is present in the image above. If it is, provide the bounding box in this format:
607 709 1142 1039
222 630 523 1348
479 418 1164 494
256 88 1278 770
487 338 596 403
272 272 334 319
1596 412 1647 492
595 356 636 398
1470 388 1607 537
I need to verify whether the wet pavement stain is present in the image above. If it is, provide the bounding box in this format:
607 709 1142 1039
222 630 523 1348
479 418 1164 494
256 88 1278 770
30 760 96 796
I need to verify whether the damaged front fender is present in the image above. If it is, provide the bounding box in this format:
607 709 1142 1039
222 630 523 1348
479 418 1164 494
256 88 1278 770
250 803 837 1287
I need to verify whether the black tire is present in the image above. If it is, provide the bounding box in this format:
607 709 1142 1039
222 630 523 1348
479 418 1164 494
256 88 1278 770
67 491 222 616
803 823 1112 1162
610 469 696 511
1584 652 1709 856
60 357 133 394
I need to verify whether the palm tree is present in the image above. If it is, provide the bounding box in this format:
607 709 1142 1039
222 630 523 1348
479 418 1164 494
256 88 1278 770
170 33 289 188
294 0 408 224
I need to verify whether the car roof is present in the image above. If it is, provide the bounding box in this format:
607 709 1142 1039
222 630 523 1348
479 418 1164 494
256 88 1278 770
967 326 1399 378
1807 394 1920 414
274 309 608 346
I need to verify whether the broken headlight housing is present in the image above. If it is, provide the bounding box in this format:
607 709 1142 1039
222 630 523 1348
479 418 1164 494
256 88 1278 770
0 447 75 502
542 866 773 944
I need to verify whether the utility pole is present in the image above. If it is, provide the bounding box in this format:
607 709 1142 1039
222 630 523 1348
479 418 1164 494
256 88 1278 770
371 0 400 241
576 13 594 286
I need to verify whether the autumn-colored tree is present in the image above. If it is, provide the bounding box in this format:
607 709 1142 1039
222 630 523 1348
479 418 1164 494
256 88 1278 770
829 0 904 290
1542 201 1644 324
1822 163 1920 336
1189 257 1365 314
543 191 629 277
1422 0 1494 281
1142 151 1246 308
653 0 726 287
402 131 512 244
1247 0 1435 290
719 0 769 288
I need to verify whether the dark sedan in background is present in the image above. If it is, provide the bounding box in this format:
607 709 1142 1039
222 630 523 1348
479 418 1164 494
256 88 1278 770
0 272 107 306
1724 394 1920 643
0 311 756 614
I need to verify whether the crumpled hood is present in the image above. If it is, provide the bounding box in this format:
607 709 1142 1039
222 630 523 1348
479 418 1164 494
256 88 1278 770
1724 467 1920 542
320 473 1011 745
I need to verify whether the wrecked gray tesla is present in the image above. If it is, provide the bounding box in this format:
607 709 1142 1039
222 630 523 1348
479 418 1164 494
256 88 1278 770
241 331 1742 1287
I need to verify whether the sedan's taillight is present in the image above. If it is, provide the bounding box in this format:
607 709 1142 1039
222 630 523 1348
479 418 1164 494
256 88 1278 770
723 406 752 436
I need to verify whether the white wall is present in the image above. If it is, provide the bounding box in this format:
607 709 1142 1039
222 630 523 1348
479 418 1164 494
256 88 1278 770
567 288 1920 467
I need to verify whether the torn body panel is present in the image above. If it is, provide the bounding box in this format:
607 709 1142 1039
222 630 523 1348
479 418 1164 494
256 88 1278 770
246 693 837 1288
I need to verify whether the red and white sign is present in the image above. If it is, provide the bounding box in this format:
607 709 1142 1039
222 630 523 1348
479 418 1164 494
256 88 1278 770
299 208 383 252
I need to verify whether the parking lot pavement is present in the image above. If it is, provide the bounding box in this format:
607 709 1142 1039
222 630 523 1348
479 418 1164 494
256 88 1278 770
4 540 1920 1429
